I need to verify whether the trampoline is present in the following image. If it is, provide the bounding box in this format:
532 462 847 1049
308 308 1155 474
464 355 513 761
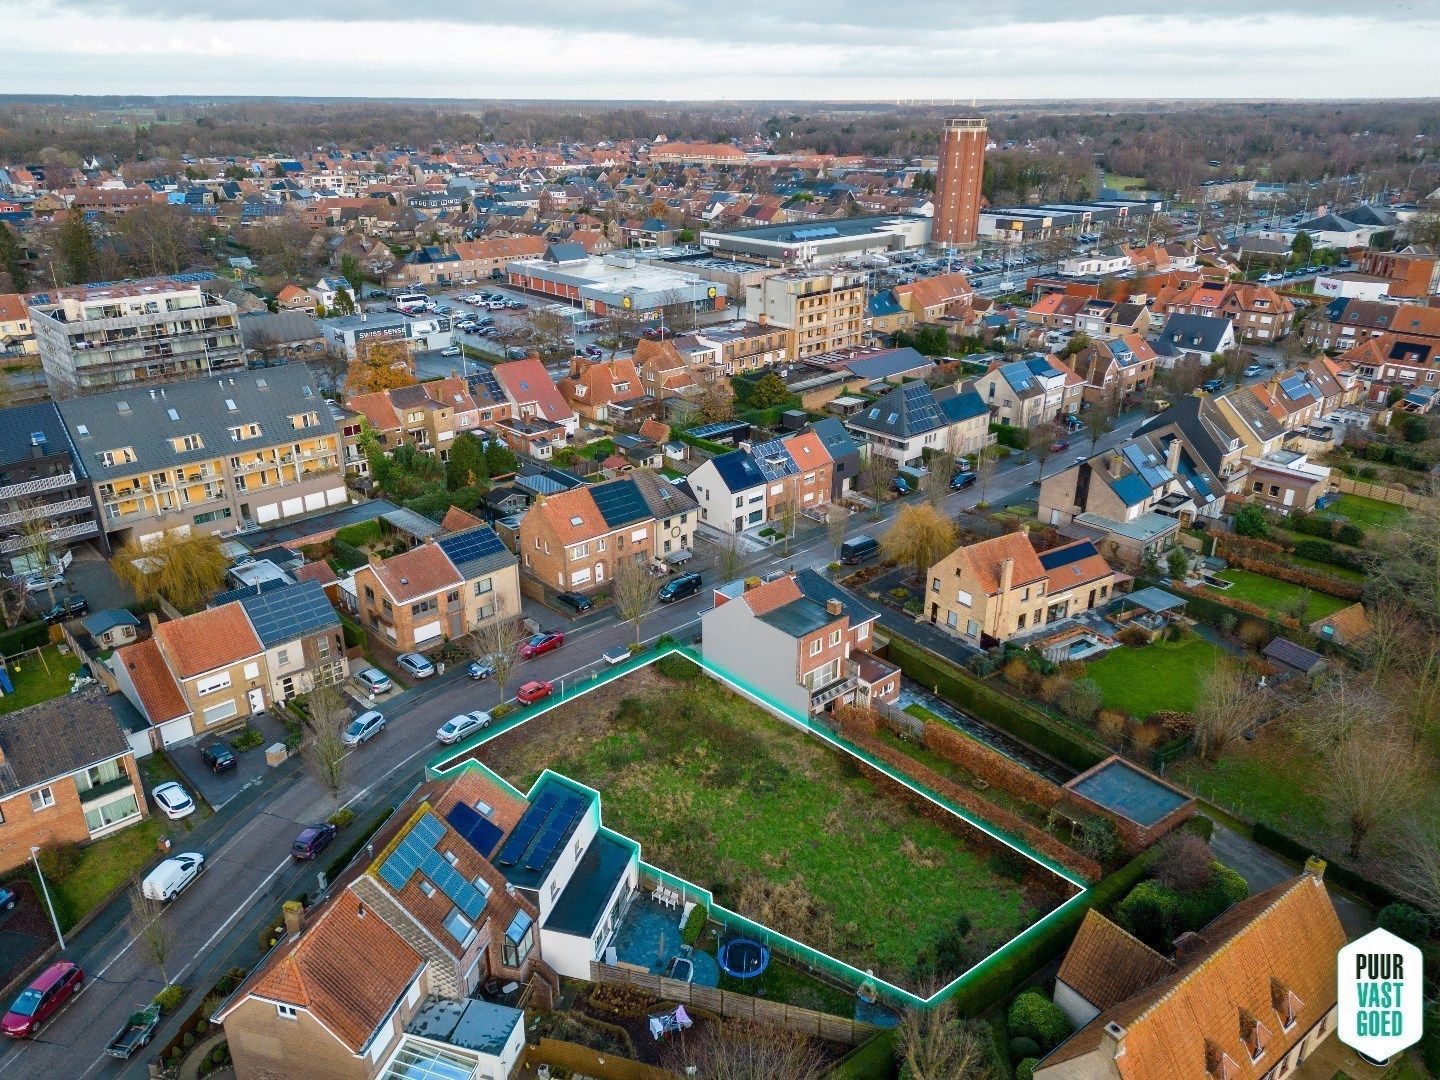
717 938 770 979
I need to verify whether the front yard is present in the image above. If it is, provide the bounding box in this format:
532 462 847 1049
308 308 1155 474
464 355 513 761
1084 633 1224 718
44 818 169 930
1210 568 1351 620
0 646 82 715
477 663 1066 989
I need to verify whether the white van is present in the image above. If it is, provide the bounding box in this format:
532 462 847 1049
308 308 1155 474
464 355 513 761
141 852 205 902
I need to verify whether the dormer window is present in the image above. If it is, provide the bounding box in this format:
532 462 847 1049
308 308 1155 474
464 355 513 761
1272 979 1304 1031
1204 1040 1238 1080
1240 1011 1271 1062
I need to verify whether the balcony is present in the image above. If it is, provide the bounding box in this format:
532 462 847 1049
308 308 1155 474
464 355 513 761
0 518 99 552
810 674 859 710
0 495 94 530
0 470 77 501
78 774 136 805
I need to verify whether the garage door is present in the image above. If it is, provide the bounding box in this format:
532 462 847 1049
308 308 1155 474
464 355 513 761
413 620 442 644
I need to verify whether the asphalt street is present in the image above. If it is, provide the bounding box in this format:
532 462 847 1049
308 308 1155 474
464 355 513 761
0 411 1152 1079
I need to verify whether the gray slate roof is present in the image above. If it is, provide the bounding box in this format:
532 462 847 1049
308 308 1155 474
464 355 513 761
0 402 84 475
0 687 131 794
57 364 335 484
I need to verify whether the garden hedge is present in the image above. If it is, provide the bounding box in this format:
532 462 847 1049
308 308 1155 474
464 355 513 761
826 1029 897 1079
885 637 1108 773
0 620 49 656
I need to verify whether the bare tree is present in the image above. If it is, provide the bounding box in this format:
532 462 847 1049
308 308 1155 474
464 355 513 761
301 685 349 811
858 449 894 518
1028 418 1065 482
0 579 27 630
777 499 798 556
1289 671 1395 752
920 450 957 508
1086 386 1122 452
714 528 747 584
1395 817 1440 915
1324 733 1423 858
881 503 957 582
660 1020 829 1080
470 602 529 707
128 885 176 987
973 445 998 507
524 306 575 361
1182 660 1268 761
898 996 997 1080
16 505 61 608
826 503 849 561
610 556 657 645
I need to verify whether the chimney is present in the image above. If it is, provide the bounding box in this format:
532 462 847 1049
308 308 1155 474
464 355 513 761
826 598 844 617
1165 438 1182 474
1173 930 1203 963
282 899 304 938
999 556 1014 597
1304 855 1327 880
367 552 383 568
1100 1021 1126 1062
147 611 160 631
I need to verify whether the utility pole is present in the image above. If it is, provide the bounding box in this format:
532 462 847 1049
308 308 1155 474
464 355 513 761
31 846 65 950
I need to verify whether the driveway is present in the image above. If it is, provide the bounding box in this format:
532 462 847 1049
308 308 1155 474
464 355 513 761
1210 823 1372 940
168 711 294 811
31 542 134 619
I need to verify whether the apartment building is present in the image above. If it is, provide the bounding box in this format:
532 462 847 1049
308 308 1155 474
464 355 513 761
352 527 520 653
675 321 788 376
923 533 1117 648
702 569 899 717
27 278 244 395
1037 865 1344 1080
742 270 866 360
0 688 148 872
518 472 697 592
344 377 483 463
0 402 103 573
971 354 1085 428
845 380 991 469
57 365 347 547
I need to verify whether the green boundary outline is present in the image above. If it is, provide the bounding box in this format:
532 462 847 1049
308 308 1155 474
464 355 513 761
425 644 1091 1009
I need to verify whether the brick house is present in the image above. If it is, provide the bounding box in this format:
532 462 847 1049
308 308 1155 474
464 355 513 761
701 569 900 717
558 356 642 424
971 355 1085 429
153 604 268 734
923 533 1117 648
491 357 577 439
1217 283 1294 344
518 473 696 593
343 377 482 464
352 527 520 652
275 285 316 313
1063 334 1158 406
0 688 148 871
234 580 349 703
1036 862 1344 1080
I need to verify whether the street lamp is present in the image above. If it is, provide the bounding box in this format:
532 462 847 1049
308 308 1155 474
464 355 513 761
31 846 65 951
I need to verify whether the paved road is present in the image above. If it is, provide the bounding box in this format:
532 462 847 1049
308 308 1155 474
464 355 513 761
0 411 1150 1078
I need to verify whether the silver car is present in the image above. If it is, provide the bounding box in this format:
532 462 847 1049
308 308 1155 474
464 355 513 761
435 711 491 745
342 710 386 747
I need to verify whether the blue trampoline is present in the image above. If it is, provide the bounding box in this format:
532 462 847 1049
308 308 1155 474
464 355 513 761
718 938 770 979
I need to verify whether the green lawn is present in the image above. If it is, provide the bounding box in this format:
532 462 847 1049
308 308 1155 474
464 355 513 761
1084 634 1223 718
1210 568 1351 620
1103 172 1147 191
1321 493 1411 532
47 818 169 930
486 666 1053 989
0 646 82 715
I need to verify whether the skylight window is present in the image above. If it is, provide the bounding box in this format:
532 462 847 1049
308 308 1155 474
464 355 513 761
166 408 179 421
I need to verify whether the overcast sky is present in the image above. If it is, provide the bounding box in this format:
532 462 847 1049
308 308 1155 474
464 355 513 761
5 0 1437 99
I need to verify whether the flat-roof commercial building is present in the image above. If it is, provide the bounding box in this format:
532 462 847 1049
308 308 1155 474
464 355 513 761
506 245 726 318
979 200 1161 245
27 275 244 396
699 215 931 265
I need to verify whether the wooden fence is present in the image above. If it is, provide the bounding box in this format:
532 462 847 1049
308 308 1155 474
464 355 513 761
523 1038 676 1080
589 962 879 1046
1331 475 1434 510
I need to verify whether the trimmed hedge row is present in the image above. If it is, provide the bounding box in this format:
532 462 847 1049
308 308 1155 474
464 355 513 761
0 620 49 656
945 816 1212 1015
885 636 1108 773
826 1029 897 1080
921 720 1065 810
1250 823 1408 910
1290 538 1365 573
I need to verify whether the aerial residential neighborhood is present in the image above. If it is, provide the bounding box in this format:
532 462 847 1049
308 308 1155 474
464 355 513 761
0 15 1437 1079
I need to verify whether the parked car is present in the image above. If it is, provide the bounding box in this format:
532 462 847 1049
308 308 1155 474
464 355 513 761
354 667 393 695
657 572 703 604
515 680 554 705
396 652 436 679
291 822 338 860
44 594 87 622
200 741 237 773
891 476 910 495
467 656 497 680
641 326 670 340
151 782 195 820
1243 363 1264 377
951 471 977 490
582 344 604 358
140 853 204 903
1048 439 1071 453
520 631 565 658
440 345 462 357
554 591 593 614
436 711 492 744
342 709 386 747
0 887 15 914
20 569 65 594
3 962 85 1038
1201 378 1226 393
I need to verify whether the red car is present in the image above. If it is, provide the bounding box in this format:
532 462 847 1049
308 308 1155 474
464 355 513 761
3 961 84 1038
1048 439 1071 453
520 631 564 659
516 680 554 705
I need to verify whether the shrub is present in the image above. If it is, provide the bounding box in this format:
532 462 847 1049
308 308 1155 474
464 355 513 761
1095 709 1127 744
1238 620 1271 650
1153 833 1215 892
38 842 83 881
1016 1060 1038 1080
1073 814 1122 866
181 1032 196 1049
1116 626 1150 648
1114 879 1180 947
1001 657 1032 689
327 808 356 829
681 903 708 946
1037 672 1072 705
1233 504 1269 538
331 538 366 571
491 702 514 720
230 725 265 752
1009 1036 1040 1062
1377 902 1431 945
153 984 186 1014
1007 990 1073 1050
1058 678 1103 722
655 654 700 680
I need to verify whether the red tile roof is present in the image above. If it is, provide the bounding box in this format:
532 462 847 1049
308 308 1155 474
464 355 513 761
366 542 463 604
154 603 263 678
117 637 189 724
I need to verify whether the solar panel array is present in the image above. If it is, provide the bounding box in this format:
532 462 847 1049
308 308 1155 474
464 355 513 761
469 367 506 406
239 581 337 649
494 791 557 867
437 527 506 576
378 812 490 920
591 479 650 529
523 796 586 872
899 382 941 434
750 439 797 482
445 802 504 859
493 790 587 875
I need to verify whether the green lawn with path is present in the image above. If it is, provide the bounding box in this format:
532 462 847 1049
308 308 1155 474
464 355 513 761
46 818 169 930
1210 568 1351 620
0 646 82 715
1321 493 1410 532
486 665 1054 989
1084 633 1223 717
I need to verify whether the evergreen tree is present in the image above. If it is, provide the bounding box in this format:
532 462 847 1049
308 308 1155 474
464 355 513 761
0 224 28 292
446 432 490 490
58 208 100 284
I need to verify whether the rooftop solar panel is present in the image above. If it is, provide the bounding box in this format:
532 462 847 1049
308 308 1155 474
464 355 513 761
436 527 506 572
590 480 649 528
445 802 506 858
238 581 337 649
